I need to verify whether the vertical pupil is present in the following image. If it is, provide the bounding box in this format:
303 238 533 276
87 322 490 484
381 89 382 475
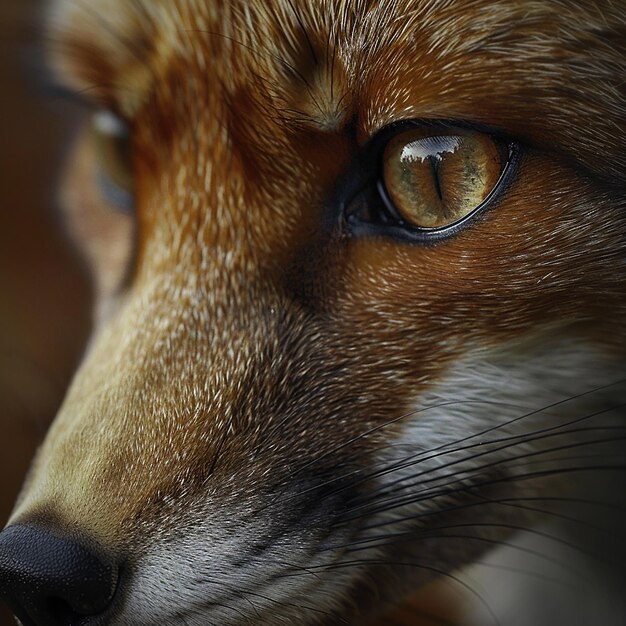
400 135 462 206
398 135 462 214
428 155 443 201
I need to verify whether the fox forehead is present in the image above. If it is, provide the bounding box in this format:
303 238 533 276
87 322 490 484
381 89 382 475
50 0 626 178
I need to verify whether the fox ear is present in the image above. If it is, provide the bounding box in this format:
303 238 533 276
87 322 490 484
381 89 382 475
46 0 154 115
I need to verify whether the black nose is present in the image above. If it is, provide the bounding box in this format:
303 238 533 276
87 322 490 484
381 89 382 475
0 524 118 626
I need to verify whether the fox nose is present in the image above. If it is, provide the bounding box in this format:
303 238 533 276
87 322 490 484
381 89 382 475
0 524 118 626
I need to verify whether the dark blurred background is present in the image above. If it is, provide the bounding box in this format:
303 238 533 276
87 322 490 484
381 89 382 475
0 1 90 623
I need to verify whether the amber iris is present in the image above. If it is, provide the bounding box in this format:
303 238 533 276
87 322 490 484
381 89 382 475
383 127 503 230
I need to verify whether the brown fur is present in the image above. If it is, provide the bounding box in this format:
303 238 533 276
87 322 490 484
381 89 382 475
6 0 626 624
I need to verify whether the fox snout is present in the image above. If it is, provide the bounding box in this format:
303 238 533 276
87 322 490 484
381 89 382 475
0 274 387 624
0 525 118 625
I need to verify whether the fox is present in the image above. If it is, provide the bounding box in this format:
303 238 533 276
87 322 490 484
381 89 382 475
1 0 625 624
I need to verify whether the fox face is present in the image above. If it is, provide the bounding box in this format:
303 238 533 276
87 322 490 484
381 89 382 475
0 0 625 624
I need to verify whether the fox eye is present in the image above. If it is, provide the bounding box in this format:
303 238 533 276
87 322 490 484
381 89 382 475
91 111 134 212
379 126 511 234
345 124 517 241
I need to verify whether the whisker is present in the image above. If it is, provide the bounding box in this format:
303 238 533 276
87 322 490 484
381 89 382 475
192 571 344 624
186 28 329 119
283 0 318 66
281 558 502 626
314 530 594 585
342 454 626 526
344 522 603 564
334 405 626 513
257 398 543 515
355 491 608 538
257 380 626 518
340 424 626 517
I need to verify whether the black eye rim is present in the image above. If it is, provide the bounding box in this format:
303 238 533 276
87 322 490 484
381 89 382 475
342 119 522 244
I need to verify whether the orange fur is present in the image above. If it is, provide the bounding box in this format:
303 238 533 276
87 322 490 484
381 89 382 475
2 1 625 624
